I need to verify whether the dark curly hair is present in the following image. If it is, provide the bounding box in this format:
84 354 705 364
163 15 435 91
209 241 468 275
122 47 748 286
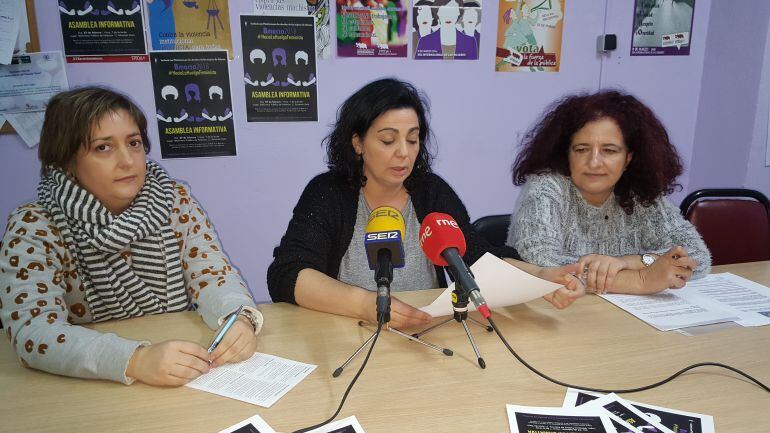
512 90 683 214
325 78 434 190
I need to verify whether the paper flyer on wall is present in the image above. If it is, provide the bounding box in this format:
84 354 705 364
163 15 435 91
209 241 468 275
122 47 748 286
58 0 147 62
149 50 236 158
145 0 234 58
253 0 332 60
563 388 716 433
337 0 409 57
241 15 318 122
495 0 564 72
0 52 69 114
412 0 481 60
0 0 22 65
631 0 695 56
506 405 617 433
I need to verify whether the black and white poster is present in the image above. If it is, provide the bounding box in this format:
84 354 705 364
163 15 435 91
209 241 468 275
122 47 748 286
507 405 616 433
58 0 147 62
241 15 318 122
149 50 236 158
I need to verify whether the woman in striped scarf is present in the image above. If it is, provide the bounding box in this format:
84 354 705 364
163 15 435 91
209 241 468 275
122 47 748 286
0 87 263 386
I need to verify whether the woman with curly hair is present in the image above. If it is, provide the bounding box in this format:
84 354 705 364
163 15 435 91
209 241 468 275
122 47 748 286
267 78 585 329
507 90 710 295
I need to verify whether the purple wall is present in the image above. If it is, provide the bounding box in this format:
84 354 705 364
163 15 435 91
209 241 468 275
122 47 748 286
690 0 770 192
3 0 767 304
744 13 770 193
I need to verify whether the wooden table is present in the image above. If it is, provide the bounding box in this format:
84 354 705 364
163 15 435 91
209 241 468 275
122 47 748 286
1 262 769 432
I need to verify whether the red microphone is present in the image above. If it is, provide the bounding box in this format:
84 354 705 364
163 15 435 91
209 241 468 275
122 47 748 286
419 213 490 319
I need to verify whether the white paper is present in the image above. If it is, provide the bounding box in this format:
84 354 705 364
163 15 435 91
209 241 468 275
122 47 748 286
506 404 617 433
4 110 44 147
581 394 674 433
599 289 738 331
0 51 69 113
305 416 366 433
677 273 770 326
0 0 22 64
13 0 28 55
420 253 561 317
186 352 316 408
218 414 278 433
563 388 716 433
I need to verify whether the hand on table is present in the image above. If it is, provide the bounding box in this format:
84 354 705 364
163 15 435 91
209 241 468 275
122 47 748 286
576 254 629 294
209 317 258 368
639 246 698 294
538 263 586 309
126 340 210 387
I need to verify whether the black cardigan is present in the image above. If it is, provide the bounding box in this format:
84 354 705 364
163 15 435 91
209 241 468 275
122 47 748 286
267 171 519 303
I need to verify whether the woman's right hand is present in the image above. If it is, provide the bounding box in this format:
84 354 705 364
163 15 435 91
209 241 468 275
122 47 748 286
360 291 432 329
638 246 698 294
126 340 210 387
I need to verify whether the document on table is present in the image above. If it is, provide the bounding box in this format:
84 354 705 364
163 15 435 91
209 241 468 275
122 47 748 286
186 352 316 408
601 272 770 331
420 252 561 317
506 404 617 433
218 414 277 433
678 273 770 326
563 388 716 433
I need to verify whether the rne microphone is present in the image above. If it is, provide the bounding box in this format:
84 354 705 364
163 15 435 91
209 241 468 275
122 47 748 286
364 206 406 323
419 212 491 319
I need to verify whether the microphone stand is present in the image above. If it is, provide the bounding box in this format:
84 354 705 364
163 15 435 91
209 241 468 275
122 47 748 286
411 280 492 369
333 251 453 377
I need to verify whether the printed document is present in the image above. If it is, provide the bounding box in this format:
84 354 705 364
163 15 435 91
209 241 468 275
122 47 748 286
677 273 770 326
187 352 316 408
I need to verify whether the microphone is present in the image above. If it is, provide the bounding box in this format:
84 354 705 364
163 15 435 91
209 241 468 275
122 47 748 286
419 212 491 319
364 206 406 323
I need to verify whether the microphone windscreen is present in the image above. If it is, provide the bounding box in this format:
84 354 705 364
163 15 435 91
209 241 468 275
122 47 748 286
419 212 466 267
364 206 406 269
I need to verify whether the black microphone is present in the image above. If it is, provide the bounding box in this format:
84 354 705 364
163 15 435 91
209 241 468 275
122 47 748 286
364 206 406 323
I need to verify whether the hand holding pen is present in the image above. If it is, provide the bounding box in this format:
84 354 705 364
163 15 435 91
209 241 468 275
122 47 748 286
208 305 260 368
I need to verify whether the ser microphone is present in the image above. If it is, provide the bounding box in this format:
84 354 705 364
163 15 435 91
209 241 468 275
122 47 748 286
419 212 491 319
364 206 406 323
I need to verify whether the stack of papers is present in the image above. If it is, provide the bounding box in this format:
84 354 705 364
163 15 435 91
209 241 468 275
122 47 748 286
507 388 714 433
601 273 770 331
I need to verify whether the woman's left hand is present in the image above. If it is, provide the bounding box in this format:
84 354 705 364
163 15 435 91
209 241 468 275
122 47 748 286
538 263 586 309
576 254 628 294
209 317 258 368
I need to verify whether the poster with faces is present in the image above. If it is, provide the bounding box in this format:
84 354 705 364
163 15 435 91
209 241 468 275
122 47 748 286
149 50 237 158
494 0 564 72
412 0 481 60
240 15 318 122
337 0 409 57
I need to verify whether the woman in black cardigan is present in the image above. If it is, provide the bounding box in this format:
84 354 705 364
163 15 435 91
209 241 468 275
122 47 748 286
267 78 583 328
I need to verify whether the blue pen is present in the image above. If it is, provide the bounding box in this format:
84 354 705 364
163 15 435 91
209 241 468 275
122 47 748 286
208 305 244 354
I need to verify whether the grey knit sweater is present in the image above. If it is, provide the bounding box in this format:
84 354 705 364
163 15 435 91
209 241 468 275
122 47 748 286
506 173 711 278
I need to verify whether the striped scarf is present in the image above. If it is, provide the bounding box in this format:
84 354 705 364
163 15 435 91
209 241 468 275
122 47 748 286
38 161 188 322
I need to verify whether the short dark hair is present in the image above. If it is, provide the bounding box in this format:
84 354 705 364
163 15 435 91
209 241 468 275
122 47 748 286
511 90 683 214
324 78 434 190
38 86 151 175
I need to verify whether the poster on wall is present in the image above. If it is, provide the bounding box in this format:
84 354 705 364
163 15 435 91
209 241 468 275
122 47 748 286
253 0 332 60
494 0 564 72
149 50 236 158
337 0 409 58
145 0 233 57
631 0 694 56
240 15 318 122
58 0 148 62
412 0 481 60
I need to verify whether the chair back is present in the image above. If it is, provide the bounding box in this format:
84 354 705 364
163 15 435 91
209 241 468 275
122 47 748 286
472 214 511 247
680 189 770 265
